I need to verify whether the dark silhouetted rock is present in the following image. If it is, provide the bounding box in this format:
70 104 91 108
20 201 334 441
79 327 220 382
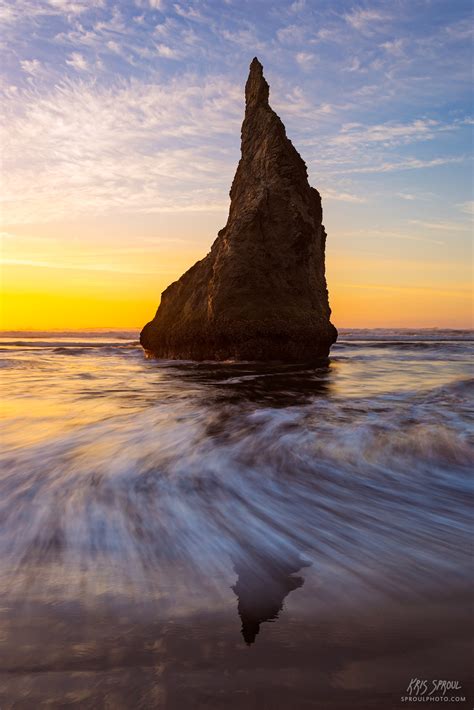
141 58 337 361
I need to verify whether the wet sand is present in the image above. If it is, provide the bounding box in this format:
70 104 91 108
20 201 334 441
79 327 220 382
1 576 472 709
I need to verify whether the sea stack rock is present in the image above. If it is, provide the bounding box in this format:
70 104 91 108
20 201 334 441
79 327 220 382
141 58 337 361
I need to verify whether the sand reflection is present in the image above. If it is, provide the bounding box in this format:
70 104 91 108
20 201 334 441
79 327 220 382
232 550 310 644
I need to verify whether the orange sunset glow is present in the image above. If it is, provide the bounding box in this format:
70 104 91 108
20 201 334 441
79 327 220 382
1 213 472 330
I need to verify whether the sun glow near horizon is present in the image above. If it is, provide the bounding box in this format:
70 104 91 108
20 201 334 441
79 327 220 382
1 221 472 331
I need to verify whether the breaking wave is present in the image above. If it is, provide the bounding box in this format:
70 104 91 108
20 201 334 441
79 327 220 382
0 331 472 608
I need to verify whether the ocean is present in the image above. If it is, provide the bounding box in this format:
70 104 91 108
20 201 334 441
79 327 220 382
0 329 472 709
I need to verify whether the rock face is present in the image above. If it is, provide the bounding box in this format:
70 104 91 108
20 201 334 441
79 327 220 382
141 58 337 361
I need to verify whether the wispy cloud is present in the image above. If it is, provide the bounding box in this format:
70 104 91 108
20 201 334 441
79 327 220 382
173 3 202 21
295 51 317 68
323 188 367 204
156 43 180 59
134 0 164 9
0 0 104 29
344 57 362 72
0 74 241 223
0 257 173 274
331 156 468 175
220 26 265 52
341 228 445 246
445 17 473 41
289 0 306 13
380 38 404 56
332 119 440 147
409 219 471 232
0 230 58 244
344 8 389 32
20 59 43 76
277 23 306 45
458 200 474 216
48 0 102 14
65 51 88 70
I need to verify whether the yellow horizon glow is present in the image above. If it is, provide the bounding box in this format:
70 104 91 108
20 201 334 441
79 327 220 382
1 255 472 331
1 213 472 331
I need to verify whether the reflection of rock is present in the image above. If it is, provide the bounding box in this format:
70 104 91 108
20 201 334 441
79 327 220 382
141 57 337 362
169 361 332 409
232 552 309 645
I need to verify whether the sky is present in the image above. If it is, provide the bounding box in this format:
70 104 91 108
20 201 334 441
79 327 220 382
0 0 472 330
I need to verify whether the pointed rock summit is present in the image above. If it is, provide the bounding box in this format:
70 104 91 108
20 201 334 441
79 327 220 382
141 58 337 361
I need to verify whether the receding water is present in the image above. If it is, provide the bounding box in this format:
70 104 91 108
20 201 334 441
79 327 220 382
0 330 472 709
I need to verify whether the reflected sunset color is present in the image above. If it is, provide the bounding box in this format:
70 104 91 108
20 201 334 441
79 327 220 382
0 330 472 706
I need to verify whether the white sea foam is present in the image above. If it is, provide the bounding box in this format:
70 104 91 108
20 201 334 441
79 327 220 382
0 332 472 605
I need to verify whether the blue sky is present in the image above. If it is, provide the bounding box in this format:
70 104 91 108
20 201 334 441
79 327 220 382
0 0 473 328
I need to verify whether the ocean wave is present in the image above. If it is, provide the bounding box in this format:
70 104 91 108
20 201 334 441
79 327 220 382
0 369 471 601
338 328 474 341
0 330 138 340
0 331 472 618
333 338 474 352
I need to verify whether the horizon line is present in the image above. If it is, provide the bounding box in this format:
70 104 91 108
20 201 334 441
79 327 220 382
1 326 473 333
